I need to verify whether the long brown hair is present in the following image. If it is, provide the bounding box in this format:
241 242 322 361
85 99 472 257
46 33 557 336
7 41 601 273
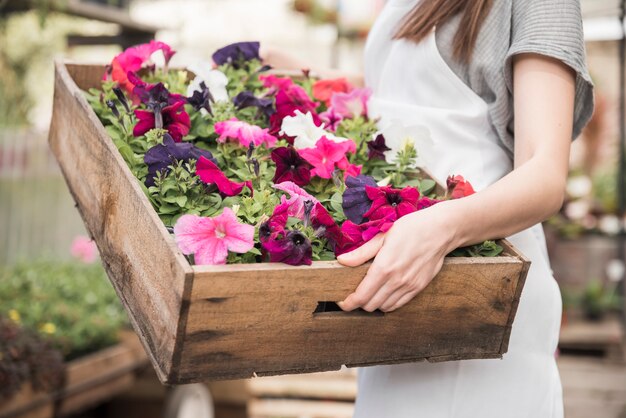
394 0 493 63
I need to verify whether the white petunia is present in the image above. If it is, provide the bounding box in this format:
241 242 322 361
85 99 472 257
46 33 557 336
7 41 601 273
187 62 229 103
280 110 348 149
380 120 434 168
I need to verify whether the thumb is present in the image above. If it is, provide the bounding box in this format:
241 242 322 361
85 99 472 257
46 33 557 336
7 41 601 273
337 233 385 267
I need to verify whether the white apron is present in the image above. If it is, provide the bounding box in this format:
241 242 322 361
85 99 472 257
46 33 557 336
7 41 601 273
355 1 564 417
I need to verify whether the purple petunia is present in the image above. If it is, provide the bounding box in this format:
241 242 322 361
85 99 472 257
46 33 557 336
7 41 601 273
233 91 275 119
186 81 214 115
367 134 391 161
263 229 312 266
212 41 261 68
144 134 216 187
271 147 313 187
342 175 377 224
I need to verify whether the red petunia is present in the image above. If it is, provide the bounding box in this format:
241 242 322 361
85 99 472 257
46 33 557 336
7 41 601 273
446 175 476 199
362 186 421 222
312 78 353 106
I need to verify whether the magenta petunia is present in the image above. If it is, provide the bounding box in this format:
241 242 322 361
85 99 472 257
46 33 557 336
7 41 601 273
214 117 277 148
133 100 190 142
273 181 320 219
310 202 343 250
262 230 312 266
271 147 313 186
330 87 371 119
259 202 290 243
299 136 357 179
319 107 343 132
363 185 420 222
173 208 255 265
196 156 252 197
334 215 395 256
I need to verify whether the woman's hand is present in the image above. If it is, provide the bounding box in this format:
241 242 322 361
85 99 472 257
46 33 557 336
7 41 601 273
337 202 458 312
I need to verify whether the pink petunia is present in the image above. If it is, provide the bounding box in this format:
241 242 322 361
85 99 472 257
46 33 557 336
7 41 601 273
273 181 320 219
109 40 175 93
299 136 357 179
174 208 255 265
70 236 98 263
196 156 253 196
319 107 344 132
330 88 371 119
214 118 277 148
335 215 395 256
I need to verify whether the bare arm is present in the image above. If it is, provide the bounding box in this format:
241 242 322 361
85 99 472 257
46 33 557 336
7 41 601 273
260 45 364 86
337 53 575 312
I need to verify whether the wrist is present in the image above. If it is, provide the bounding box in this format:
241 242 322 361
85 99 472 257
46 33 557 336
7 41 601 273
434 199 467 253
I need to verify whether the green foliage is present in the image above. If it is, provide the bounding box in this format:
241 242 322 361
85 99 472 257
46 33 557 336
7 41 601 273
0 261 127 360
449 240 503 258
580 279 620 320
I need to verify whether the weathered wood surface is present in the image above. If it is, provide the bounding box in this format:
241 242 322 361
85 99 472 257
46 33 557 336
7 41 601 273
49 61 193 383
50 61 530 384
559 315 624 361
0 332 148 418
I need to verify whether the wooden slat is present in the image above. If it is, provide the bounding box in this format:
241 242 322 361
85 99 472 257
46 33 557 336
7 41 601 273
247 371 357 401
176 258 526 381
248 399 355 418
49 60 193 383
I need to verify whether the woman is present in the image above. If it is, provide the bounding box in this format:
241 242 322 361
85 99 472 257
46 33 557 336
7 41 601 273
263 0 593 416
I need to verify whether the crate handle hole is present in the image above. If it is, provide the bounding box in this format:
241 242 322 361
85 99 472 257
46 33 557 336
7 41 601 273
312 301 384 317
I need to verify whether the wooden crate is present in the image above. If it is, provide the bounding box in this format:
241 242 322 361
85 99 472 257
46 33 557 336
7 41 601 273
49 60 530 385
0 331 149 418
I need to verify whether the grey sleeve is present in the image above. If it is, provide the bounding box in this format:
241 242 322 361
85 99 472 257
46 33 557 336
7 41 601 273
504 0 595 140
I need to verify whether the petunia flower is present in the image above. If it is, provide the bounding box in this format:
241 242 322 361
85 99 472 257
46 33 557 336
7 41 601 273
299 136 357 179
271 147 313 186
310 202 343 249
196 156 253 196
312 78 353 106
363 185 420 222
280 110 348 149
380 121 434 168
260 74 297 92
133 100 191 142
417 196 443 210
70 236 98 263
109 40 175 93
342 175 377 224
264 76 320 136
214 118 277 148
212 41 261 68
273 181 320 219
187 63 229 103
367 134 391 161
447 175 476 199
259 202 290 243
233 91 275 119
174 208 255 265
144 134 216 187
262 230 312 266
330 87 371 119
335 215 395 256
319 107 343 132
186 81 214 115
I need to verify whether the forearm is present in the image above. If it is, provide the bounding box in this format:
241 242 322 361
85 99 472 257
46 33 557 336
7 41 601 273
260 45 364 86
441 153 567 252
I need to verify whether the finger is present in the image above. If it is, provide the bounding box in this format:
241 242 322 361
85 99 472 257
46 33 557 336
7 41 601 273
388 288 422 312
361 280 398 312
379 287 410 312
338 262 388 311
337 233 385 267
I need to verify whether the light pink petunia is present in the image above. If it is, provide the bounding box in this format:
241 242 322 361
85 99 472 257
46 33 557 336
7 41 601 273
70 236 98 263
299 136 357 179
174 208 255 265
273 181 321 219
330 87 371 119
214 118 277 148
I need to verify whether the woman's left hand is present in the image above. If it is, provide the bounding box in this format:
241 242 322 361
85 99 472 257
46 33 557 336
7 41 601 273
337 203 458 312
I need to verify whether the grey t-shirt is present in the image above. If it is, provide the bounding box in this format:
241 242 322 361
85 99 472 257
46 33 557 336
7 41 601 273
435 0 594 157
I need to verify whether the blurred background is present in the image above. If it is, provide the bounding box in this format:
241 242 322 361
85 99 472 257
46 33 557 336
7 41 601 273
1 0 625 417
